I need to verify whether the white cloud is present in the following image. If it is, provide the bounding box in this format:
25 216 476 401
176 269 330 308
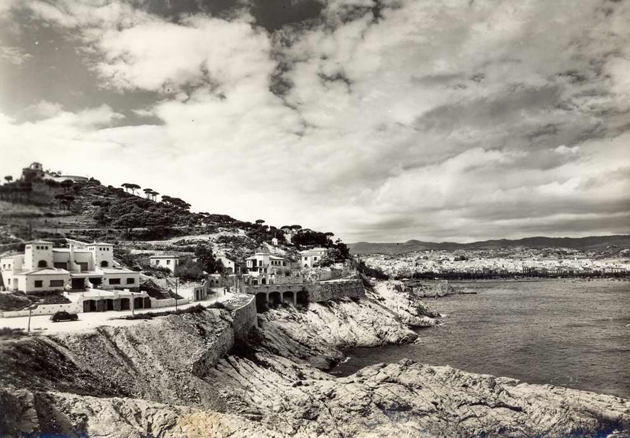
1 0 629 242
0 45 32 65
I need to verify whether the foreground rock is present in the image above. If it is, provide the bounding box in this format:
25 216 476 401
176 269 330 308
1 281 629 437
2 359 629 438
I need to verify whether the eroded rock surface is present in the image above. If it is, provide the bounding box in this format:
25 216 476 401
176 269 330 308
1 281 629 438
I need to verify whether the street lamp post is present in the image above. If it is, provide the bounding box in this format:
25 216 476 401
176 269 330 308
27 304 38 333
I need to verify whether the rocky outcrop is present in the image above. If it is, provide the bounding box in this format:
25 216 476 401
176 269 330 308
412 280 458 298
2 360 629 438
1 281 629 438
369 280 440 326
257 298 418 369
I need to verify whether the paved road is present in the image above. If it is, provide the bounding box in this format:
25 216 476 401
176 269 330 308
0 291 242 335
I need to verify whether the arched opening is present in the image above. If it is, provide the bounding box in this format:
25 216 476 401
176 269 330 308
297 290 308 306
133 297 144 309
283 291 295 306
100 260 109 267
269 291 282 307
256 293 268 312
120 298 130 311
104 299 114 311
37 260 48 268
261 277 267 285
143 297 151 308
83 300 97 313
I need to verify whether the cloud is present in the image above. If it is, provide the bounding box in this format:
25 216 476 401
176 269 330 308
1 0 629 242
0 45 32 65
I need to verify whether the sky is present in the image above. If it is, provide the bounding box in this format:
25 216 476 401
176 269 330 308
0 0 629 243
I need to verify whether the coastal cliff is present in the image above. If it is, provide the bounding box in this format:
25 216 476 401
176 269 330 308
1 281 629 438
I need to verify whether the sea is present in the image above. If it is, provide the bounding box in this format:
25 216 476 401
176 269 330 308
331 279 630 399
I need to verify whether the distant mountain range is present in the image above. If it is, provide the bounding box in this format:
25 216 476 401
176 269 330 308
348 235 630 255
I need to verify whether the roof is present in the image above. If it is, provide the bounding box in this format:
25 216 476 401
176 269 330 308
90 242 114 246
149 255 180 259
52 248 91 253
1 254 24 260
25 240 53 245
23 268 69 276
300 248 329 255
100 268 138 275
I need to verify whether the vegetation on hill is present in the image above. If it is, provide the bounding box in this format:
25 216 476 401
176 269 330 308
0 165 354 269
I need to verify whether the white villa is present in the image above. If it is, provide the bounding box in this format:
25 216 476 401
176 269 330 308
246 252 291 285
149 255 180 274
1 241 139 293
300 248 329 268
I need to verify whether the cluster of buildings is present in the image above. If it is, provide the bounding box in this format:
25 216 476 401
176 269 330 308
149 247 333 287
363 251 630 278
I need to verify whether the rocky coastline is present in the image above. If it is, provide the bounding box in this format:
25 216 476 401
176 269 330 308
1 280 629 437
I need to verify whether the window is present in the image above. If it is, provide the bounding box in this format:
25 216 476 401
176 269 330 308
126 278 135 284
166 260 171 265
54 262 67 269
109 278 121 285
37 260 48 268
100 261 109 267
34 280 43 288
50 280 64 287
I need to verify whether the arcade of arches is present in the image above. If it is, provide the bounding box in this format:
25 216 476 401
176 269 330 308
82 296 152 312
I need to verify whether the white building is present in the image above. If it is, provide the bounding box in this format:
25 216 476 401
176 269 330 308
300 248 329 268
1 241 139 293
149 255 180 274
246 252 290 285
218 256 238 274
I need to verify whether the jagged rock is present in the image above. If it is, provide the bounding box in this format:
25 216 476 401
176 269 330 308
1 281 628 438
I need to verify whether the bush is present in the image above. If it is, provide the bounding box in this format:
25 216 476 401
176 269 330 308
0 327 27 340
175 259 206 282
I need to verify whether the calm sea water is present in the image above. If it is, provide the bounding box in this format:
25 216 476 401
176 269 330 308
331 280 630 399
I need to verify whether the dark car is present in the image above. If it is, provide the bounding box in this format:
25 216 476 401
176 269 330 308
50 311 79 322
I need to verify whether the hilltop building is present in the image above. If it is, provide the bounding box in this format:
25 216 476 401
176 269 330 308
20 162 89 184
0 241 139 293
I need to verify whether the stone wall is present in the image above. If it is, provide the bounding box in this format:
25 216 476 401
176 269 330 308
230 296 257 342
305 279 365 303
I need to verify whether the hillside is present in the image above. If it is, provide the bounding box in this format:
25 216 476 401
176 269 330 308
349 235 630 255
1 167 350 269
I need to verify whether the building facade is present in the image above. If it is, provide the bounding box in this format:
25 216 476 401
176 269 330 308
1 241 139 293
300 248 329 268
149 255 180 274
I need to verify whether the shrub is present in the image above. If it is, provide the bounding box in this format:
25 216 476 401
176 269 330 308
0 327 27 340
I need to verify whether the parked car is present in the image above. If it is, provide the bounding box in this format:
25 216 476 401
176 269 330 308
50 311 79 322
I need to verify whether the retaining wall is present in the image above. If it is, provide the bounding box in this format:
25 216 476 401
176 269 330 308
149 298 191 309
0 302 81 318
230 295 257 341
